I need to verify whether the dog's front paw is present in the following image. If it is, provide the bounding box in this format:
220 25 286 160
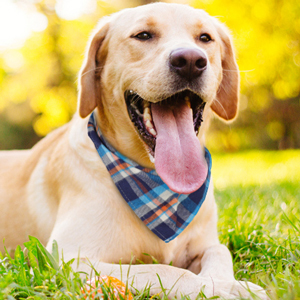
197 277 269 300
235 280 269 300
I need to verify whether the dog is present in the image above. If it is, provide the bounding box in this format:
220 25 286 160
0 3 268 299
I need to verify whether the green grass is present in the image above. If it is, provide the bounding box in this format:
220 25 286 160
213 150 300 300
1 150 299 300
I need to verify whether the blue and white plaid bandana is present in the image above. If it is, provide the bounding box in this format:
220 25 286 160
87 113 212 243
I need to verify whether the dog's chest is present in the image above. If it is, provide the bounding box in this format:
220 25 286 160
69 132 214 269
95 190 200 269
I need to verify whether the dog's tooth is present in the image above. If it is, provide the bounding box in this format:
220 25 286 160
144 107 153 124
185 96 191 108
149 128 157 136
143 102 156 136
146 120 152 128
145 117 157 136
144 107 151 116
144 114 151 122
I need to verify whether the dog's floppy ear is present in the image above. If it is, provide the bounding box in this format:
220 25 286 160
78 17 110 118
210 21 239 120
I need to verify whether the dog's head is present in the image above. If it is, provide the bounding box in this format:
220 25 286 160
78 3 239 194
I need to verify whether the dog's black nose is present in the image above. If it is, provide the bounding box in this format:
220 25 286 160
169 48 207 80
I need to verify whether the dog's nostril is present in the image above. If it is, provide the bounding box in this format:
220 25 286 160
169 48 207 80
170 56 187 68
195 57 207 70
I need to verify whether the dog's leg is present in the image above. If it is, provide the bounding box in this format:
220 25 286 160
77 259 219 299
187 244 269 299
199 244 234 279
79 257 269 299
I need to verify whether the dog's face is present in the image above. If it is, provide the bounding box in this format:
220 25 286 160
78 3 239 194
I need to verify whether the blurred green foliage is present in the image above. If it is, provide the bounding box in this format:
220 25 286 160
0 0 299 151
194 0 300 151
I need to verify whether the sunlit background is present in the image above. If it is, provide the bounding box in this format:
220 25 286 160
0 0 299 152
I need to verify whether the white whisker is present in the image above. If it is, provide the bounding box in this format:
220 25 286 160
80 67 103 77
223 69 255 73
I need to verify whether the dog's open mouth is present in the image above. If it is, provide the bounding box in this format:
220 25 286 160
125 89 206 155
125 89 208 194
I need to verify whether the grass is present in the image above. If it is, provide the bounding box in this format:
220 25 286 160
1 150 299 300
213 150 300 300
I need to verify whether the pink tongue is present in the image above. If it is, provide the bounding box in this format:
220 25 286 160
152 101 208 194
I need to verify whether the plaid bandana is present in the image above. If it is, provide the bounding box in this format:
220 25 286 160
88 113 211 243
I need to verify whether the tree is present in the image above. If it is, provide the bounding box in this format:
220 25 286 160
0 0 299 151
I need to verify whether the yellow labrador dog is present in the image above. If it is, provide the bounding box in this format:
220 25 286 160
0 3 268 299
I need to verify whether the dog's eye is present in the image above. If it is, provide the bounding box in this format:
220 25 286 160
134 31 153 40
199 34 212 43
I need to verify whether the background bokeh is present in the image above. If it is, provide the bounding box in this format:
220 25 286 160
0 0 299 151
